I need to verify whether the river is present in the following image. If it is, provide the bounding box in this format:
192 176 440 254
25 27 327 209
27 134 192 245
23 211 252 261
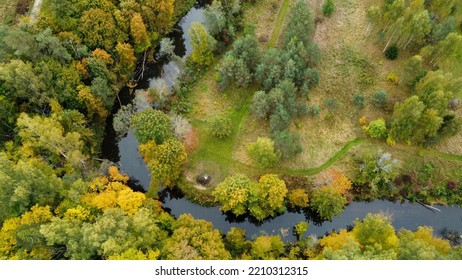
101 0 462 242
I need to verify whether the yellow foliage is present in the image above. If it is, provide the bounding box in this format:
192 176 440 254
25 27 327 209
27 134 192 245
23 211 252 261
20 205 53 225
108 166 129 183
108 248 159 260
319 229 355 251
88 175 109 192
64 205 91 221
287 189 309 208
77 86 108 119
87 190 118 210
359 116 367 126
117 188 146 215
413 226 451 254
387 72 399 85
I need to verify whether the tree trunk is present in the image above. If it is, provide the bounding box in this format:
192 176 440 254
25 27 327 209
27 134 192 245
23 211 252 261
404 34 414 49
383 27 398 53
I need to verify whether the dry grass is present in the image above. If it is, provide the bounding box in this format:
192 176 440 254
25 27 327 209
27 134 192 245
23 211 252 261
243 0 281 49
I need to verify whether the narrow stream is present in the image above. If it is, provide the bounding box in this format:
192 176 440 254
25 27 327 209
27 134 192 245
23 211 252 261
101 1 462 242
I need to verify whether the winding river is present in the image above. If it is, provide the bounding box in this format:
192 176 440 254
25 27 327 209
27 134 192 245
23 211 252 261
101 0 462 242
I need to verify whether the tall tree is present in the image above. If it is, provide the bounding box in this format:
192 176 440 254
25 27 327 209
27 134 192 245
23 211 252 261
189 22 217 67
130 13 151 53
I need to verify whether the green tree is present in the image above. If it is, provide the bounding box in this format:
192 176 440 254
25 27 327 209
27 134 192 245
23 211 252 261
310 186 347 221
189 22 216 67
294 221 309 240
210 114 232 139
131 108 173 144
364 118 388 139
247 137 280 168
272 130 303 159
284 0 314 47
248 174 288 220
400 55 425 88
371 91 388 108
212 174 254 216
139 139 187 188
353 93 365 108
225 227 249 258
322 0 336 17
79 8 123 50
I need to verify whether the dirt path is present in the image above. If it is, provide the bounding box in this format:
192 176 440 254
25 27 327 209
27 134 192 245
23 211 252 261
29 0 43 24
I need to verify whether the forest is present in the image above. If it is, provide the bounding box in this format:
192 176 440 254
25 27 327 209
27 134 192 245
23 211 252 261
0 0 462 260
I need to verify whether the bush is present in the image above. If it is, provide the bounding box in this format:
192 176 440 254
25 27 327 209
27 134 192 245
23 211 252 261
322 0 336 17
272 131 302 159
247 138 280 168
371 91 387 108
210 114 232 139
385 44 399 60
364 118 388 139
310 186 347 221
309 103 321 117
131 108 173 144
324 98 338 113
353 93 365 108
387 72 399 85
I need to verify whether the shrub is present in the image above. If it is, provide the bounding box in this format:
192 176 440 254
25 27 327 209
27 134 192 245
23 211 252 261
311 186 347 221
364 118 388 139
247 137 280 168
324 98 338 113
359 116 367 125
385 44 399 60
309 103 321 117
322 0 335 17
210 114 232 139
353 93 365 108
131 108 173 144
371 91 387 108
387 72 399 85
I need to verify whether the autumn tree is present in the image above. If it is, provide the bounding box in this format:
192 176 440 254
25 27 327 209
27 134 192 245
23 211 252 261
189 22 217 67
250 235 284 260
162 214 231 260
398 226 451 260
310 186 347 221
212 174 254 216
139 139 187 188
247 174 288 221
130 13 151 53
79 8 123 50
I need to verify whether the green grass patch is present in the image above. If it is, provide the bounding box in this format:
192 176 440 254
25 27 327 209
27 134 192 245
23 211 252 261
0 0 20 24
268 0 290 47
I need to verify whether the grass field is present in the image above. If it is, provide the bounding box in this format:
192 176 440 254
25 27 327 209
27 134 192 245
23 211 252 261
183 0 462 197
0 0 19 24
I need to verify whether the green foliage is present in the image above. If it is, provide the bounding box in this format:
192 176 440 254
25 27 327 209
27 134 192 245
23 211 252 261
401 55 426 89
385 44 399 60
364 118 388 139
216 34 260 90
322 0 336 17
294 221 309 240
210 114 232 139
247 138 280 168
189 22 217 67
353 93 365 108
309 103 321 117
131 109 173 145
225 227 249 258
272 130 303 159
323 98 338 114
284 0 315 47
371 91 387 108
163 214 231 260
355 151 399 199
398 227 451 260
310 186 347 221
139 139 187 188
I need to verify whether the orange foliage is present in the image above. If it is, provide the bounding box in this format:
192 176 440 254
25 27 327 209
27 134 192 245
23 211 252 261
317 169 352 195
359 116 367 126
92 48 114 65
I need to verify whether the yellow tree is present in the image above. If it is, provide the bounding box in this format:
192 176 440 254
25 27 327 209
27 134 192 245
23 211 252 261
130 13 151 53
